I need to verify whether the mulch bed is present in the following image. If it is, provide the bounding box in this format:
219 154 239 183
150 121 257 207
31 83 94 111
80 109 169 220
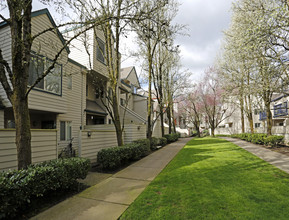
260 144 289 157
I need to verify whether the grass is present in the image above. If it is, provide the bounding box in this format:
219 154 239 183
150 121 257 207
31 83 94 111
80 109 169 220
120 137 289 220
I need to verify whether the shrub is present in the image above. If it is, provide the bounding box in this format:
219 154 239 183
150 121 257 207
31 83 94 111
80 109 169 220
0 157 90 219
151 137 159 150
231 133 284 147
265 135 284 147
97 141 150 170
164 133 179 143
159 137 167 147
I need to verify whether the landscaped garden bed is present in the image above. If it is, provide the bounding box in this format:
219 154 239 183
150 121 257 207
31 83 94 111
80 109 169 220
0 157 90 219
120 137 289 219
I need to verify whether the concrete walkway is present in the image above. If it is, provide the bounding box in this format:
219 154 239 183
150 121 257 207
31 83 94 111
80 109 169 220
223 137 289 174
31 138 191 220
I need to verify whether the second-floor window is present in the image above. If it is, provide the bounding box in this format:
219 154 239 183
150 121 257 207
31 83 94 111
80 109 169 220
96 37 106 64
28 54 62 95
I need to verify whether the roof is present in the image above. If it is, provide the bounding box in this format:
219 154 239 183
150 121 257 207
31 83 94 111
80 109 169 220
120 66 134 79
85 100 107 116
0 8 70 54
120 66 141 88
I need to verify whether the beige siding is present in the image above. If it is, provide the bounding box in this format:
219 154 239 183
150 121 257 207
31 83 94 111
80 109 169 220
31 14 68 62
127 68 140 87
0 129 57 171
133 96 147 119
57 62 87 154
124 124 146 143
65 29 94 69
0 25 12 107
0 110 4 128
92 28 110 77
28 14 69 112
81 125 118 162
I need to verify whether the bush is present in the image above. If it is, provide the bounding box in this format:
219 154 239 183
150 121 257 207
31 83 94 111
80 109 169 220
231 133 284 146
164 133 179 143
0 157 90 219
265 135 284 147
151 137 159 150
97 141 150 170
159 137 167 147
150 137 168 150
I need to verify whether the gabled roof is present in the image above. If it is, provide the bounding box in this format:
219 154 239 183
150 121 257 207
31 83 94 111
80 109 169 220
120 66 141 88
0 8 70 54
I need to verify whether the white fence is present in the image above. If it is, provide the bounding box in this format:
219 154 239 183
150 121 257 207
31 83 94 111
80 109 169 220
0 129 57 170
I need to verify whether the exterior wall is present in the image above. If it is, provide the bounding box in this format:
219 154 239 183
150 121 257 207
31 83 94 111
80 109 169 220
92 28 110 77
126 68 140 88
0 110 4 128
28 13 69 113
0 25 12 107
124 124 146 143
81 125 118 162
0 129 57 171
56 62 86 153
65 29 94 69
119 105 146 124
133 95 147 119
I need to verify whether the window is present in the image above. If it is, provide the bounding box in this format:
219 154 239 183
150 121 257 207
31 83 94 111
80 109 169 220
255 123 261 128
28 55 62 95
131 85 137 94
67 75 72 89
120 98 126 106
95 85 104 99
60 121 72 141
96 37 105 64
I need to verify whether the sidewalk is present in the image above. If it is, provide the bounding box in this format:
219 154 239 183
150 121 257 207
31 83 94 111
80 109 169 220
222 137 289 174
31 137 191 220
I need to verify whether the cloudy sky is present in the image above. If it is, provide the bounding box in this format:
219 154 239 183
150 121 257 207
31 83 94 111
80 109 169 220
120 0 234 82
173 0 234 80
1 0 234 81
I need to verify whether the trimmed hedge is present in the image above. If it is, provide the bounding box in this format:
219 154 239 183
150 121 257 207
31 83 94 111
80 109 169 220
164 133 179 143
0 157 90 219
231 133 284 147
97 142 150 170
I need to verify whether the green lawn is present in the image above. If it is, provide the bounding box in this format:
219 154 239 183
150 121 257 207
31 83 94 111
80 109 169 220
120 137 289 220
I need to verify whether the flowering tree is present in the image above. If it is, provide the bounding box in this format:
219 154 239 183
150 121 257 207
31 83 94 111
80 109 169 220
181 88 204 137
199 67 234 136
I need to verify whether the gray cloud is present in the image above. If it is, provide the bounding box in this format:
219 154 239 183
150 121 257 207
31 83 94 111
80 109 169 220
174 0 233 78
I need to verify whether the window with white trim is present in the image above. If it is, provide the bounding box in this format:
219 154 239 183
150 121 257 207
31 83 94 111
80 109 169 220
60 121 72 141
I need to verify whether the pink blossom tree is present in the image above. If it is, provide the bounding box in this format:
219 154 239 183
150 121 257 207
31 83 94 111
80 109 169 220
199 67 233 136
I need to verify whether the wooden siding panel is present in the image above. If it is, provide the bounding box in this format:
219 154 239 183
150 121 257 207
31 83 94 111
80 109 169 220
0 25 12 107
81 127 118 160
0 130 57 171
0 111 4 128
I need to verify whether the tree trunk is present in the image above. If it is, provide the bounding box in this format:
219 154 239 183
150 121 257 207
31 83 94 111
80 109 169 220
266 102 272 136
240 96 245 133
211 127 215 137
112 90 123 146
160 106 165 137
167 106 172 134
12 97 31 169
172 106 176 133
248 113 254 134
195 123 200 137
